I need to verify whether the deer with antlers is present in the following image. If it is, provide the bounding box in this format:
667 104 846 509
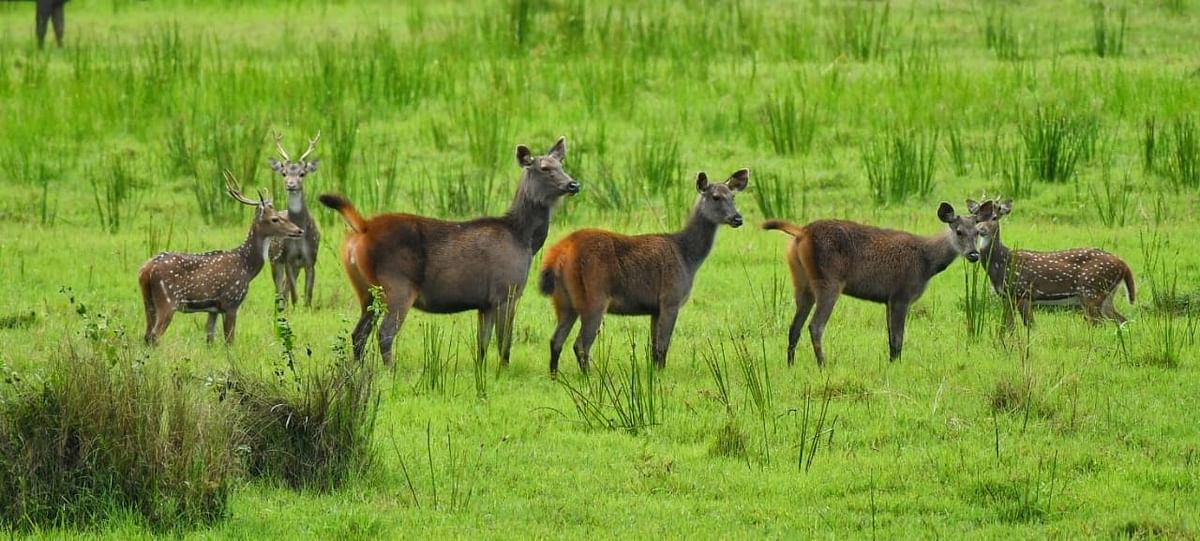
268 130 322 308
138 173 303 345
968 198 1135 328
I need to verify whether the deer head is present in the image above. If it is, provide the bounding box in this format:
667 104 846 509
515 137 580 205
937 201 992 263
966 198 1012 254
694 169 748 227
268 130 321 193
224 171 304 239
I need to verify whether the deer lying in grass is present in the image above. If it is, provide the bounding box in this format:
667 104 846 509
319 137 579 366
763 202 989 367
968 198 1135 328
139 174 302 345
267 130 322 308
540 169 748 375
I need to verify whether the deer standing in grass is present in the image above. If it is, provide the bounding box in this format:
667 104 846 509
763 202 989 367
540 169 748 375
139 174 303 345
968 198 1135 328
268 130 322 308
319 137 580 366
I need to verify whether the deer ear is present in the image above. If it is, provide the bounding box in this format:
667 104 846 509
695 172 709 193
269 159 285 173
975 200 996 222
937 202 957 224
305 160 320 173
547 137 566 162
726 169 749 192
516 145 534 167
998 199 1013 217
965 199 980 214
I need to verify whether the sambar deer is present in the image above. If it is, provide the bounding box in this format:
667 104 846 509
139 173 302 345
968 198 1135 328
539 169 748 375
763 202 990 367
267 130 322 308
319 137 579 366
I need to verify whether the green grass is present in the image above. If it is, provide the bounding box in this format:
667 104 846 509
1 0 1200 537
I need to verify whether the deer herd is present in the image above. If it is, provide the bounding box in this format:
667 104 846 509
138 135 1137 376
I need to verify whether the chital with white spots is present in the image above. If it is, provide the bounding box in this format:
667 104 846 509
763 202 990 367
969 199 1135 328
138 173 303 345
268 130 322 308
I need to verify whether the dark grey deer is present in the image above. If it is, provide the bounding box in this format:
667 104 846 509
763 202 990 367
320 137 580 366
968 198 1136 328
268 130 322 308
539 170 748 375
139 173 303 345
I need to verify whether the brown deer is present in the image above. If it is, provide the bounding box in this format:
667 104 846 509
968 198 1135 328
763 202 990 367
540 169 748 375
267 130 322 308
138 173 303 345
319 137 579 366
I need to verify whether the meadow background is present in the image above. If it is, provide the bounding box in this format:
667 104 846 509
1 0 1199 537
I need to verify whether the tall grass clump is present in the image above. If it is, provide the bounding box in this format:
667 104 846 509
229 300 381 491
1091 2 1128 58
962 259 995 337
557 340 663 435
752 169 804 220
89 153 141 234
828 1 891 61
0 300 240 530
1090 167 1132 227
166 118 268 225
984 6 1024 61
1164 117 1199 189
863 129 938 204
629 130 683 195
761 92 816 156
1019 106 1098 185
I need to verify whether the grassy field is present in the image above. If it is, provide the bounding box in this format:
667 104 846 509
2 0 1199 537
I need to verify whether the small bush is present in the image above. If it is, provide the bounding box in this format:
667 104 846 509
0 343 240 530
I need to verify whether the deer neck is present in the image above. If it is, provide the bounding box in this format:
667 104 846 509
922 230 962 276
236 223 272 275
980 230 1013 292
286 191 307 218
504 184 555 255
673 208 720 273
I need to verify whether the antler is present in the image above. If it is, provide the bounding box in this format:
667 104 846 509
271 129 291 162
224 170 263 207
298 130 321 162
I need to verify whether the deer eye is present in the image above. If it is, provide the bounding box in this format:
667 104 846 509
271 217 280 223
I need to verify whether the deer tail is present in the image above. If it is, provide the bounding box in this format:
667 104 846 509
1122 264 1136 304
538 246 563 296
761 219 805 237
318 193 366 233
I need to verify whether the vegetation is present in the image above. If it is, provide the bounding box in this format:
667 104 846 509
0 0 1198 537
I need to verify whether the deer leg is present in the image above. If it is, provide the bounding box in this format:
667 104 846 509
303 264 316 308
35 1 51 49
150 306 175 344
351 310 375 361
272 263 289 308
286 265 300 307
652 306 680 369
1081 295 1104 325
378 287 416 366
787 290 815 366
142 294 157 345
476 308 496 364
50 2 65 47
807 284 841 368
206 313 218 344
550 299 579 377
221 310 238 344
1016 296 1034 328
1101 292 1127 324
495 300 519 367
573 308 606 374
885 300 910 361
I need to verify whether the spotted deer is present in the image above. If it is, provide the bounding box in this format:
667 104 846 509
139 173 303 345
267 130 322 308
763 202 990 367
968 198 1135 328
319 137 579 366
540 169 748 375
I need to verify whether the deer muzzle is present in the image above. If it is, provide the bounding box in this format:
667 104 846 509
965 250 980 263
728 215 744 228
564 181 581 194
